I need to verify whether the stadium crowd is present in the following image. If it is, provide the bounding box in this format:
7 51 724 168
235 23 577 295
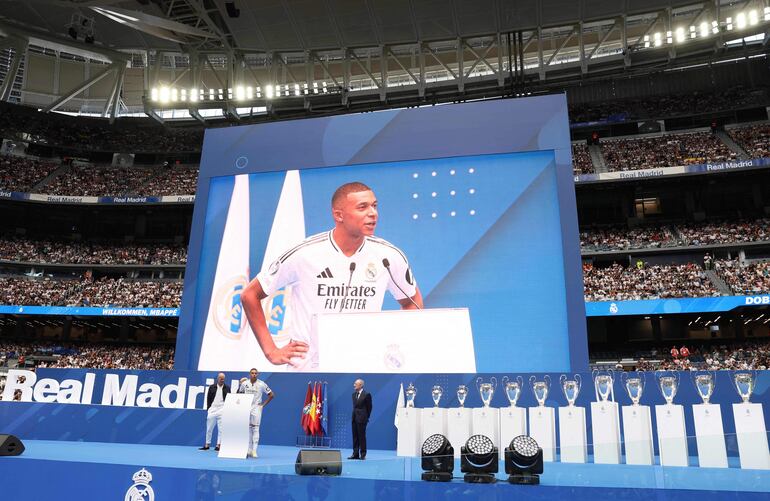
0 237 187 265
678 218 770 245
729 123 770 159
0 341 174 371
580 226 677 251
600 132 737 172
44 165 157 197
714 259 770 295
0 103 202 152
0 276 183 307
0 155 59 192
572 143 594 175
582 262 720 301
655 341 770 371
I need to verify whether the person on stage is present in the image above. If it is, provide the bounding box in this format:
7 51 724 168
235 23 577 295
200 372 230 451
238 368 274 458
242 182 424 370
349 378 372 460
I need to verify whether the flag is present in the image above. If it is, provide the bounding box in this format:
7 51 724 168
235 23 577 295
301 382 313 435
394 383 405 428
308 382 319 436
320 382 329 436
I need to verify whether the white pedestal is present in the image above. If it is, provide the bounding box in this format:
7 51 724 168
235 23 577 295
421 407 448 444
621 405 654 465
558 406 587 463
218 393 254 459
396 407 422 457
692 404 728 468
447 407 472 458
655 404 689 467
591 401 621 464
499 406 527 455
472 407 500 447
529 406 556 462
733 403 770 470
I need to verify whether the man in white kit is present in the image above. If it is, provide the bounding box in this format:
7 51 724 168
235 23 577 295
200 372 230 451
238 368 274 458
241 182 424 369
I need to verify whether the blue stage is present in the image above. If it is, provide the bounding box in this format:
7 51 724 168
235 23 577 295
3 440 770 500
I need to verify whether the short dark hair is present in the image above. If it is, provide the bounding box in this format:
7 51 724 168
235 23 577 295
331 182 372 208
250 368 258 372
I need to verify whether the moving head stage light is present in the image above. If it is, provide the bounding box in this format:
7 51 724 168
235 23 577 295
505 435 543 485
421 434 454 482
461 434 498 483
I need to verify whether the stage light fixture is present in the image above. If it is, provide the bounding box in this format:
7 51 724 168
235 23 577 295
461 434 498 483
505 435 543 485
420 434 454 482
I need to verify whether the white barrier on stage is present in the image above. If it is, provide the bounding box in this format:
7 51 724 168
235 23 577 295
622 405 654 465
591 401 622 464
655 404 689 467
558 406 587 463
313 308 476 373
218 393 254 459
447 408 472 458
733 403 770 470
499 407 527 456
529 406 556 462
421 408 448 444
692 404 728 468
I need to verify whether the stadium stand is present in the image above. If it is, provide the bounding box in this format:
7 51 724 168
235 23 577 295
0 237 187 265
582 262 721 301
728 123 770 159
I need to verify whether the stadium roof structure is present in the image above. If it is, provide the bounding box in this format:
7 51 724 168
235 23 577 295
0 0 768 123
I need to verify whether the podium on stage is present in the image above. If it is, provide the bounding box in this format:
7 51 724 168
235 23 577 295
218 393 254 459
312 308 476 373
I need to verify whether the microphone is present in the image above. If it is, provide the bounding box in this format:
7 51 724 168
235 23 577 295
382 258 421 310
339 262 356 312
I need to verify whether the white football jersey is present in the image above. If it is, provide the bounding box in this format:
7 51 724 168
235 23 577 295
238 379 272 409
256 230 417 367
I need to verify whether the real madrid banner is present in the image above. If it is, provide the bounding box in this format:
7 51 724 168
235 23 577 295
197 171 305 372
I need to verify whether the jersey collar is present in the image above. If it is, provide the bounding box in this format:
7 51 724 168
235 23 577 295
328 230 366 255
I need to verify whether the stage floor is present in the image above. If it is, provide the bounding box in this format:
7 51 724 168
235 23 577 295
4 440 770 500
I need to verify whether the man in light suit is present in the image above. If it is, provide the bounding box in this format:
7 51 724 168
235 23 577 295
349 378 372 460
200 372 230 451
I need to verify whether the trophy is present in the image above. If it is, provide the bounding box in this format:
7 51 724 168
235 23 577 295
405 383 417 408
559 374 582 406
592 369 615 402
476 377 497 407
692 372 715 404
529 375 551 407
501 376 524 407
656 372 679 405
621 372 645 406
431 385 443 407
456 385 468 407
733 372 755 403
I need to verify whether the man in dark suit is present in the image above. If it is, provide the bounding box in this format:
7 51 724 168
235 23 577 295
349 378 372 460
200 372 230 451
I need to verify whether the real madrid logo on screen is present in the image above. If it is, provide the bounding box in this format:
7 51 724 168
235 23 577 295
365 262 377 282
212 275 249 340
263 285 292 346
124 468 154 501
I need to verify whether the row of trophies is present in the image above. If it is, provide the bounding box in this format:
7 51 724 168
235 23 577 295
404 371 757 408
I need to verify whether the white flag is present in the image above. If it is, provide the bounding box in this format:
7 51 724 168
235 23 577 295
394 382 405 428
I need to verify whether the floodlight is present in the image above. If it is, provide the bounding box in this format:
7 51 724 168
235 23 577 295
505 435 543 485
421 434 454 482
461 434 498 483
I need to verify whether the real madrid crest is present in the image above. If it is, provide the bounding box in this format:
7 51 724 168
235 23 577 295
365 262 378 282
125 468 154 501
384 344 404 370
212 275 249 340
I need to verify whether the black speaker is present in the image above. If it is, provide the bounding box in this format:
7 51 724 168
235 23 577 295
225 2 240 18
0 435 24 456
295 449 342 476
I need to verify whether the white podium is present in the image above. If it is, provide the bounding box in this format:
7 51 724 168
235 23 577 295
558 406 587 463
218 393 254 459
447 408 472 458
472 407 500 447
529 406 556 461
421 407 448 444
621 405 654 465
591 401 621 464
396 408 423 456
733 403 770 470
655 404 689 467
499 407 527 455
314 308 476 373
692 404 728 468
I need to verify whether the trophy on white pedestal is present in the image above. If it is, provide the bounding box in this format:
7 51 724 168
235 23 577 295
558 374 587 463
499 376 526 454
620 372 654 465
691 371 728 468
422 385 448 445
655 371 689 467
405 383 417 408
591 369 621 464
456 385 468 407
431 385 443 407
528 375 555 461
448 384 472 458
472 377 499 445
731 371 770 470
